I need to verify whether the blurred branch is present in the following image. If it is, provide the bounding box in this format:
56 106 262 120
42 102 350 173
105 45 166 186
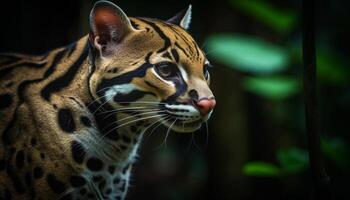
302 0 332 199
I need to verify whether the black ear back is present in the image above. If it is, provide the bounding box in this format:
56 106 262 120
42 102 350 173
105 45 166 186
89 1 134 56
166 5 192 30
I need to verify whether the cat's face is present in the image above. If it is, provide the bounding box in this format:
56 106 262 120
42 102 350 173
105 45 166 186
89 1 215 132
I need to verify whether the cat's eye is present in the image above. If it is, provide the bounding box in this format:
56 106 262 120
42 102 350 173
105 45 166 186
155 63 178 78
204 64 211 81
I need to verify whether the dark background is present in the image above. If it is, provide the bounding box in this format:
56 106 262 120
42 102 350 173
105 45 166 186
1 0 350 199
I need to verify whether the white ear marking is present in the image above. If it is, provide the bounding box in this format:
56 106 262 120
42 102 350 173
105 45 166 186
180 5 192 29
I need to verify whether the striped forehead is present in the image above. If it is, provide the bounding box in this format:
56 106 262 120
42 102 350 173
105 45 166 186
131 18 205 63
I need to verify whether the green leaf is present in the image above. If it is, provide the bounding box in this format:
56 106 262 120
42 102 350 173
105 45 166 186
291 47 350 85
317 51 350 85
243 161 281 177
206 34 289 74
243 76 300 100
277 147 309 174
230 0 297 33
322 138 350 170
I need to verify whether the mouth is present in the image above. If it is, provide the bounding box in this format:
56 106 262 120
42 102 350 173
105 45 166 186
157 103 211 133
160 115 204 133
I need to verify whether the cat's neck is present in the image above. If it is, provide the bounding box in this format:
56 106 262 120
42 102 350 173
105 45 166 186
64 36 147 165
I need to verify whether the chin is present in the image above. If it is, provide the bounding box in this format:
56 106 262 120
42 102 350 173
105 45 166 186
162 118 205 133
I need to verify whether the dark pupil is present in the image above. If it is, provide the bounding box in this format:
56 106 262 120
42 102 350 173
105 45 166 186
159 65 172 76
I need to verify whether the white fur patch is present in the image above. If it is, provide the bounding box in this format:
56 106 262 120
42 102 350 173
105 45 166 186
151 68 174 86
104 84 137 100
165 104 199 117
178 65 188 81
180 5 192 29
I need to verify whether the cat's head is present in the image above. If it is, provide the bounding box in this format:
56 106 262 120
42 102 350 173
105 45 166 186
88 1 215 132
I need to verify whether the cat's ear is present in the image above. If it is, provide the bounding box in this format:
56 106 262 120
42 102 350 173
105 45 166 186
166 5 192 30
89 1 135 56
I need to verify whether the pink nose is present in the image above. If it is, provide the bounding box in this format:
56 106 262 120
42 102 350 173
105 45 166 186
195 98 216 116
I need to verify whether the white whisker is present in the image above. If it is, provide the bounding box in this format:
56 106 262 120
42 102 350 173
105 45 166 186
99 114 167 143
144 116 172 145
93 95 113 114
102 110 165 132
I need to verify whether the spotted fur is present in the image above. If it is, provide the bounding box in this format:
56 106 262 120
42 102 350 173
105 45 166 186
0 1 215 199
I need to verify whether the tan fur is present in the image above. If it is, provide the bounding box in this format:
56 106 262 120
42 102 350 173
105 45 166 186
0 10 213 199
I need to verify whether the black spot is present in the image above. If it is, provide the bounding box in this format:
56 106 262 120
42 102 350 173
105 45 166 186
107 68 118 73
6 164 25 194
46 174 66 194
80 116 91 127
58 108 76 133
70 176 86 187
115 196 121 200
162 51 172 60
106 188 112 195
189 89 199 101
171 49 180 63
30 138 37 146
79 188 87 195
130 20 140 29
86 157 103 171
98 180 106 190
40 153 45 160
71 141 86 164
33 167 44 179
113 177 120 184
95 52 152 97
0 93 12 109
108 166 116 174
15 150 25 169
113 90 151 105
122 135 131 144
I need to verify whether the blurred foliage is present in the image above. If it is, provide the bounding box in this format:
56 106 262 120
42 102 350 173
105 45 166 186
243 147 308 177
291 48 350 85
206 0 350 184
243 76 299 100
206 34 289 74
230 0 297 33
322 138 350 170
243 138 350 178
243 161 281 177
276 147 309 174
